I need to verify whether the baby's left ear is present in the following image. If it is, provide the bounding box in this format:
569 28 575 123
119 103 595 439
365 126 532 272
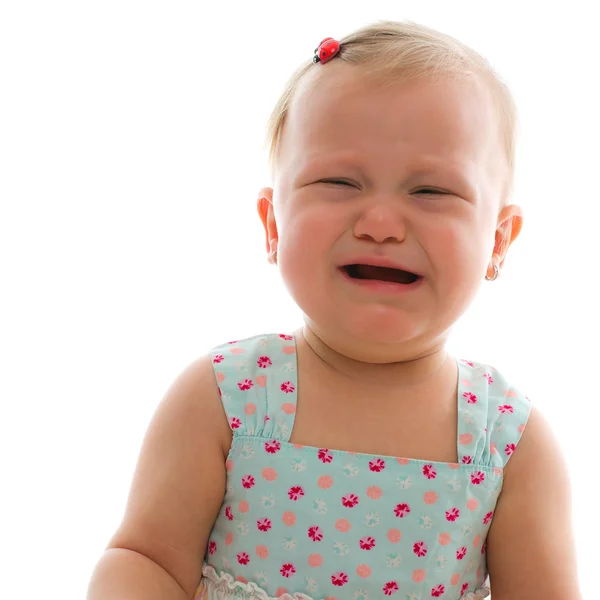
494 204 523 267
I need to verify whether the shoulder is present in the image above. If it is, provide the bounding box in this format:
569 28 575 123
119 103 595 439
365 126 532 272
210 332 296 387
208 332 298 438
458 359 532 469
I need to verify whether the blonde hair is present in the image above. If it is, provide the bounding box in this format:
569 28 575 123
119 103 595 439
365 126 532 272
265 20 518 203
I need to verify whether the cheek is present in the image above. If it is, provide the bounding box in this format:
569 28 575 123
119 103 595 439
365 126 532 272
277 203 342 263
429 219 489 275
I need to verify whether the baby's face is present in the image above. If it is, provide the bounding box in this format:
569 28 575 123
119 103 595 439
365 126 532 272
269 64 506 354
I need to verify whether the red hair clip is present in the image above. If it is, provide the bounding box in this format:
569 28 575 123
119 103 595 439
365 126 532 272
313 37 341 64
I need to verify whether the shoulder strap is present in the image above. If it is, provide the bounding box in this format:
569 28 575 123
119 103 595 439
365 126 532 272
457 358 532 468
210 333 298 441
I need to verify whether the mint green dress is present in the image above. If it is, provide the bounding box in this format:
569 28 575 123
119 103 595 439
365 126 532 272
195 333 531 600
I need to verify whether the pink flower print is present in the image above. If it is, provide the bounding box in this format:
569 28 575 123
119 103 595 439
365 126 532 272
288 486 305 501
230 417 242 430
383 581 399 596
505 443 516 456
359 536 376 550
279 334 293 341
212 354 224 364
342 493 359 508
227 340 238 344
463 391 478 404
257 518 272 532
237 552 250 565
445 507 460 522
264 440 281 454
369 458 386 472
462 360 474 367
318 448 333 464
484 372 493 385
280 563 296 578
281 381 295 393
242 475 255 489
483 511 494 525
431 585 445 597
308 526 323 542
423 464 437 479
462 455 472 464
394 503 411 518
470 471 485 485
257 355 272 369
225 506 234 521
208 541 217 555
331 572 348 587
237 379 254 391
499 404 514 414
461 583 469 595
413 541 428 558
481 540 487 554
456 546 467 560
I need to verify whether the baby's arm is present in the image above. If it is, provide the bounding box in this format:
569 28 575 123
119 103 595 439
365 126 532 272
87 355 231 600
486 406 581 599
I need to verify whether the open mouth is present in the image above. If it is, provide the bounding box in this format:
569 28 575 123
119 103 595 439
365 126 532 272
341 264 421 284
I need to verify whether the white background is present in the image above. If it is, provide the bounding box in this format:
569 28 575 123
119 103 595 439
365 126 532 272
1 1 597 598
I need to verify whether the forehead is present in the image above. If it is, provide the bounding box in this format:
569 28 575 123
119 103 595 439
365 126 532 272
279 64 503 183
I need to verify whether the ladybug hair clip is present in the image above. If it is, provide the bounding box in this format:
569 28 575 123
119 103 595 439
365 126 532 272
313 37 341 64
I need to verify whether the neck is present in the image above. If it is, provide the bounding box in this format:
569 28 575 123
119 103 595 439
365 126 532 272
298 323 453 389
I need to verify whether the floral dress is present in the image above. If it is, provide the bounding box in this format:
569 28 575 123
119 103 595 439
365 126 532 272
194 333 530 600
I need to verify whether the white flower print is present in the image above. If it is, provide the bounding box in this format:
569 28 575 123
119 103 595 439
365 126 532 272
435 555 448 569
226 482 233 494
343 463 360 477
239 443 255 459
386 552 402 567
274 420 290 438
305 577 317 593
222 557 231 570
291 457 307 473
255 571 268 588
462 523 474 537
282 537 297 550
364 512 380 527
245 426 256 436
419 514 433 529
462 410 476 425
313 499 328 515
260 492 275 508
332 541 349 555
353 590 369 600
396 475 413 489
494 422 505 433
282 360 296 372
235 361 250 374
236 522 249 536
446 476 461 492
405 594 420 600
466 559 476 572
221 392 232 405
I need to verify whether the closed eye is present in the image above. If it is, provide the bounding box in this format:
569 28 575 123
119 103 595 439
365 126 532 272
318 179 356 187
413 188 449 195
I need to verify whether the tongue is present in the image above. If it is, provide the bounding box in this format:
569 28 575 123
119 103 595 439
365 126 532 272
354 265 417 284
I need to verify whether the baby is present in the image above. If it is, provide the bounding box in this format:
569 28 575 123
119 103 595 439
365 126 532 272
87 20 581 600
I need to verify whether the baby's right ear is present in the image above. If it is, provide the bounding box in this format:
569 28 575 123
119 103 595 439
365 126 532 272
257 187 278 261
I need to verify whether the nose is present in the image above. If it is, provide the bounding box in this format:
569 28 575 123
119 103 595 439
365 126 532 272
353 200 407 244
